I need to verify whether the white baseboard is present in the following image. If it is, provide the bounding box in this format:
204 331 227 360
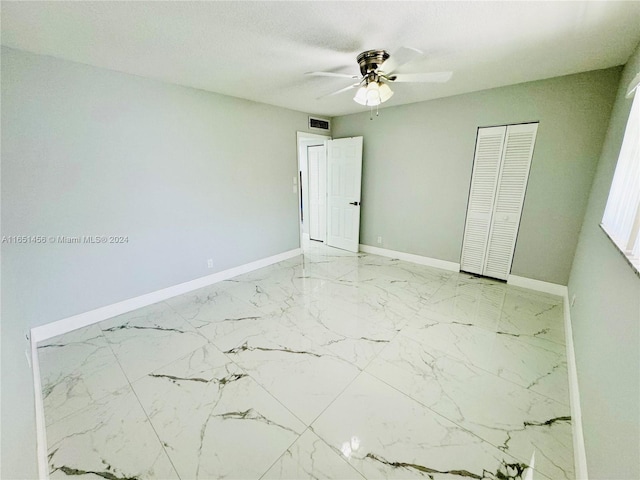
563 291 589 480
30 248 302 344
31 335 49 480
507 274 567 297
359 244 460 272
507 276 588 478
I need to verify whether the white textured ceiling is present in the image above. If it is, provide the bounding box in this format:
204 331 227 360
2 1 640 117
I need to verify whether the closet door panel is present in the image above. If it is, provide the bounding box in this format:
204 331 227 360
460 126 506 275
483 123 538 280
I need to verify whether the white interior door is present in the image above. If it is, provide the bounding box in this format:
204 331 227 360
460 126 507 275
326 137 363 252
308 144 327 242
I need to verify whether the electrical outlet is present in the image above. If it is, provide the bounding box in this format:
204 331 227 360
207 259 213 269
571 294 577 307
377 236 382 244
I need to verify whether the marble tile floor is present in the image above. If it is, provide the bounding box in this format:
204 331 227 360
38 243 573 479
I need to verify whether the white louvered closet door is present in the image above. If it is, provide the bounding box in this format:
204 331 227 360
483 123 538 279
461 123 538 280
460 126 507 275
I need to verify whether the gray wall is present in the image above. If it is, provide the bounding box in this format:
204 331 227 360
1 47 310 478
332 68 620 285
568 42 640 479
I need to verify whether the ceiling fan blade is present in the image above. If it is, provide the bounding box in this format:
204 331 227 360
306 71 359 79
388 71 453 83
380 47 423 75
317 83 360 100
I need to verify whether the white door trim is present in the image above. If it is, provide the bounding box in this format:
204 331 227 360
296 131 331 249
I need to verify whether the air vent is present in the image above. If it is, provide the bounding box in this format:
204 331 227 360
309 116 330 132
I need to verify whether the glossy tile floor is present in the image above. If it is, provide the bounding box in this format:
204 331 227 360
38 243 573 479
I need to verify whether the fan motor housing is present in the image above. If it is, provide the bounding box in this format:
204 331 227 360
357 50 390 76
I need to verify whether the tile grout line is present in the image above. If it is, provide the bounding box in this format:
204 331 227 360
99 322 184 480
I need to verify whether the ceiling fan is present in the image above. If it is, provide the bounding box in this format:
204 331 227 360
306 47 452 107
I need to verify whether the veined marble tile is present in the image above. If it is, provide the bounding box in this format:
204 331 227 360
39 245 573 479
423 273 566 346
233 256 305 282
220 276 300 315
200 298 390 368
263 429 365 479
401 320 570 405
99 301 208 382
38 324 130 426
217 324 361 424
495 289 565 346
244 262 346 301
132 344 305 480
265 303 397 369
165 287 269 345
288 253 361 281
342 258 454 288
366 334 573 479
164 286 249 322
420 274 509 332
362 274 444 306
311 372 542 479
47 386 179 479
307 278 421 332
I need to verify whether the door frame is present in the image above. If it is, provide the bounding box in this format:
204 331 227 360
296 131 331 249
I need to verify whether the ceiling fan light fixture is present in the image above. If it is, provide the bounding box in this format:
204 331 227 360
365 81 381 106
314 47 452 114
353 81 393 107
353 85 368 105
379 82 394 103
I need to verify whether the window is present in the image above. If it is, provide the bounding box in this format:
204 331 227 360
601 74 640 273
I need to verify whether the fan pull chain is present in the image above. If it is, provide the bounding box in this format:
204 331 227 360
369 104 380 120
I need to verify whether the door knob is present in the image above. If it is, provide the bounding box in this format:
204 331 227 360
349 201 360 206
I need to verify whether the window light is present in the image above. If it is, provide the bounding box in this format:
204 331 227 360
601 73 640 273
